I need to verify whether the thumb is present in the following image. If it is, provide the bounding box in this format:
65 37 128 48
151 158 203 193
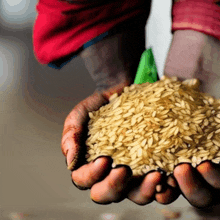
61 92 108 170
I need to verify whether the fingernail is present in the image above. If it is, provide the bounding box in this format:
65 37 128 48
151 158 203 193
71 179 88 190
91 198 111 205
67 162 74 171
144 169 158 176
156 184 163 193
113 164 133 176
196 159 209 168
91 199 103 205
113 164 128 169
174 162 191 170
93 155 113 163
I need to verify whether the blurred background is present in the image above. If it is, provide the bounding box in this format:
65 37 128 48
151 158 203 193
0 0 214 219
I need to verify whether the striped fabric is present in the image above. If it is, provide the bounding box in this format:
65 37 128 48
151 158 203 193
172 0 220 40
33 0 220 69
33 0 150 66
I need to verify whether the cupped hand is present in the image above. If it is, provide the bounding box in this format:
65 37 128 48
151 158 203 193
173 161 220 209
164 29 220 209
126 171 180 206
61 81 180 205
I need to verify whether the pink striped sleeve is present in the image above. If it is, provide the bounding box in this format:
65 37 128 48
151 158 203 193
172 0 220 40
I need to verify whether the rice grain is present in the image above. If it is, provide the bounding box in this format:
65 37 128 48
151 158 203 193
84 76 220 176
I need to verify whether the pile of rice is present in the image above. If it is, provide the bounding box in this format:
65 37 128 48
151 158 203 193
86 76 220 176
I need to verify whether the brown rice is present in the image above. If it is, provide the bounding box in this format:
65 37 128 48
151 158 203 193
85 76 220 176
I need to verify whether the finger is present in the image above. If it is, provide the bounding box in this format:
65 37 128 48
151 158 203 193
126 171 163 205
61 92 108 170
61 105 87 170
174 163 215 209
197 161 220 189
62 92 107 154
71 156 113 189
90 165 132 204
64 132 82 171
155 175 181 205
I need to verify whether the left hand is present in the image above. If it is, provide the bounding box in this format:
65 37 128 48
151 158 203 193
164 30 220 209
61 22 182 206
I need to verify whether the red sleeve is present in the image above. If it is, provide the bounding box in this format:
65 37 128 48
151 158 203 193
33 0 150 65
172 0 220 40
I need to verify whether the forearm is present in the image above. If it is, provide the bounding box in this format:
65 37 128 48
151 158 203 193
164 30 206 81
164 0 220 97
79 15 148 98
164 30 220 98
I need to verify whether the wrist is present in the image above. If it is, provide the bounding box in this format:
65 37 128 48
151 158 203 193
79 16 146 94
164 30 207 81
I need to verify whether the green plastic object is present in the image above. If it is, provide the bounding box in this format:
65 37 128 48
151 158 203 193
134 48 158 84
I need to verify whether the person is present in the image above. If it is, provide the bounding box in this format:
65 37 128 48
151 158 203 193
33 0 220 209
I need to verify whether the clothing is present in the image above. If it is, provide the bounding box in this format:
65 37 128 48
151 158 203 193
33 0 150 68
172 0 220 39
33 0 220 69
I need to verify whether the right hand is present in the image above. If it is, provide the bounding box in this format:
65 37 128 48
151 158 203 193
164 30 220 209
